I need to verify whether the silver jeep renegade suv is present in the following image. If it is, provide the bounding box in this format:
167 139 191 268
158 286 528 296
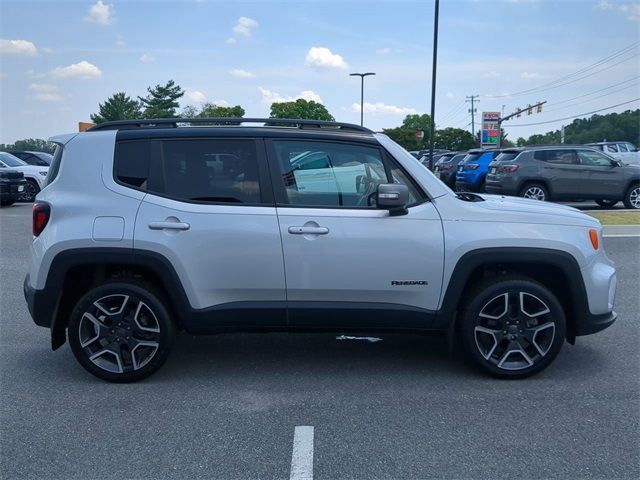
24 118 617 382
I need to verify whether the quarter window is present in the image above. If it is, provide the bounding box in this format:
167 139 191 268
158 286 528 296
115 140 149 189
150 139 262 204
272 140 422 208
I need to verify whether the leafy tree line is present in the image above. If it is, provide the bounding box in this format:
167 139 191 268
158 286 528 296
516 109 639 147
0 138 55 154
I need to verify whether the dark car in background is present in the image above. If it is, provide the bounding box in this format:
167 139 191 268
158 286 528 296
7 151 52 167
433 152 465 188
0 169 27 207
485 145 640 209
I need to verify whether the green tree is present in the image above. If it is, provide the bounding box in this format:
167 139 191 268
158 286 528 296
402 113 431 133
0 138 55 153
382 127 423 151
139 80 185 118
269 99 334 121
90 92 142 124
433 127 477 151
198 103 245 118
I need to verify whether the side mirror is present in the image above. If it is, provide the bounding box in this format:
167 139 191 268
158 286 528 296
377 183 409 216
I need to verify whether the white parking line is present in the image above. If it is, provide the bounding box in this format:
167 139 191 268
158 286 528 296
290 426 314 480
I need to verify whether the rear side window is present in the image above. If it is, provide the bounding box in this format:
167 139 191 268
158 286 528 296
605 144 618 153
495 152 519 162
534 150 578 165
115 140 149 189
464 153 482 162
150 139 262 204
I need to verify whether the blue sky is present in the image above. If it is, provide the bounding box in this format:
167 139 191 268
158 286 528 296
0 0 639 144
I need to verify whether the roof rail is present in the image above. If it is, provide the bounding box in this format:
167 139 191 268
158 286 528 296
88 117 373 134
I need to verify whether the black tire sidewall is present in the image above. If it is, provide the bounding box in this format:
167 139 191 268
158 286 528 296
458 277 566 379
68 281 176 383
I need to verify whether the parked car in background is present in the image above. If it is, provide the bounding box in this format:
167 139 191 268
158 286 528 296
485 145 640 209
0 169 27 207
7 150 53 167
586 142 640 165
0 152 49 202
419 150 450 170
433 152 465 189
455 149 501 192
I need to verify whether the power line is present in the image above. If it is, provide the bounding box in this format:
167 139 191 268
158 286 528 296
545 75 639 107
485 41 640 98
505 98 640 127
437 100 466 123
544 83 639 113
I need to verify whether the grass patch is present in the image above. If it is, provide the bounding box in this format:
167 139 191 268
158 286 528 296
588 211 640 225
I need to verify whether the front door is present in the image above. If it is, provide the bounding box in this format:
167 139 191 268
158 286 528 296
267 138 444 329
576 149 625 198
132 137 286 327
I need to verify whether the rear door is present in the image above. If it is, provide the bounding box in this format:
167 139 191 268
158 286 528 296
132 136 286 326
535 149 583 197
267 138 444 329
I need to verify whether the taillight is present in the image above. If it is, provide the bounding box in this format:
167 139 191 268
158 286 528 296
464 164 480 170
32 202 50 237
497 165 519 173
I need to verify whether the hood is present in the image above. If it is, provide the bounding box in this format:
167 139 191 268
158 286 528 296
476 194 599 227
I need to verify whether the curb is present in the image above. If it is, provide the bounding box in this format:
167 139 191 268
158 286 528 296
603 225 640 237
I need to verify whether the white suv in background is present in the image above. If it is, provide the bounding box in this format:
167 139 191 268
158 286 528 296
24 118 617 382
0 151 49 202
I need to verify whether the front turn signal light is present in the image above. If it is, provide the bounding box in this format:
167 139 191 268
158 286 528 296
589 229 599 250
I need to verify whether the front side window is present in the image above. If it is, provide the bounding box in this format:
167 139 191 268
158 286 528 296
272 140 422 208
0 153 27 167
617 143 629 152
152 139 262 204
577 150 614 167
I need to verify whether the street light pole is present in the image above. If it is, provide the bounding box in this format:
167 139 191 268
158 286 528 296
427 0 440 170
350 72 376 126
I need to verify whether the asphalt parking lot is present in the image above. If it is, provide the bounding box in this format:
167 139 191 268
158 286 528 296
1 203 639 480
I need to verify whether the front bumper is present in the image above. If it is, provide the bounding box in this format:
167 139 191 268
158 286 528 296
0 180 27 199
575 310 617 336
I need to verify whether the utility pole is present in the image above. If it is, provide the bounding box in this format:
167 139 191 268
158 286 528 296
466 95 479 139
427 0 440 170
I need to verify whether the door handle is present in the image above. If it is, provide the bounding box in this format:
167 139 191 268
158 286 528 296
288 226 329 235
149 221 190 231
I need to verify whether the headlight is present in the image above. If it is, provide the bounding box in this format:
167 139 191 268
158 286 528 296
39 171 48 176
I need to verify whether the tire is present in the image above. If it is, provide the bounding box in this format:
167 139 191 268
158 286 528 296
623 183 640 209
519 183 548 202
595 199 618 208
68 280 176 382
457 275 566 379
20 179 40 202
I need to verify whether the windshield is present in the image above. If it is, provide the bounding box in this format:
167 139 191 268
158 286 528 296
0 152 27 167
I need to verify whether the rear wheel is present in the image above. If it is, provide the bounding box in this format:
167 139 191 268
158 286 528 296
457 276 566 379
20 179 40 202
68 281 176 382
595 199 618 208
519 183 548 201
623 183 640 209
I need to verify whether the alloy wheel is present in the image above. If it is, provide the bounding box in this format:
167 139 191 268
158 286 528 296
629 187 640 209
21 182 38 202
523 187 546 201
78 294 161 374
474 291 556 371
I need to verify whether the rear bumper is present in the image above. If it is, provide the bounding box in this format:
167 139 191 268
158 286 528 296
23 274 56 328
576 310 617 336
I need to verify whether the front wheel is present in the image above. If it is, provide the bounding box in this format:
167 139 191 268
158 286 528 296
595 199 618 208
519 183 548 201
623 183 640 209
457 276 566 379
68 281 176 382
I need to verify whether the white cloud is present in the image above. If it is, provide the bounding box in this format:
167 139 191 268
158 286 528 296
481 70 501 79
595 1 614 10
139 53 155 64
521 71 552 79
232 16 258 37
376 47 391 55
85 1 114 25
619 3 640 21
259 87 323 104
351 102 417 115
42 47 54 54
186 90 206 103
446 92 455 98
305 47 348 70
51 60 102 79
212 99 230 107
116 35 126 47
230 69 256 79
29 83 57 92
0 39 37 56
34 93 63 102
225 37 237 45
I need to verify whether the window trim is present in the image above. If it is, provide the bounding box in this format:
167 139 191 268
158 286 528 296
265 137 427 210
